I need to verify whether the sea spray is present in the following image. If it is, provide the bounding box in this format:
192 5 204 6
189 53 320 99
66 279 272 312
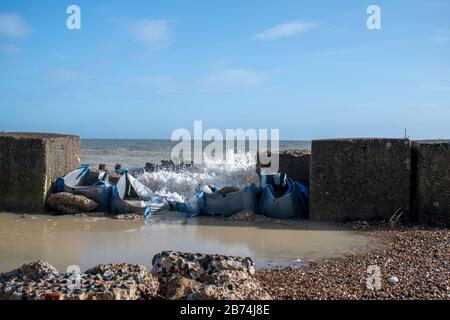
136 151 258 202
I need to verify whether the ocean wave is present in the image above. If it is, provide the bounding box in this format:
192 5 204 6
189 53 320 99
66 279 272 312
136 151 259 202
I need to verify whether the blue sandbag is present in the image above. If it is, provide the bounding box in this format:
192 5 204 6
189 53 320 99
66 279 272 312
202 184 258 217
259 177 309 219
110 171 166 217
62 164 112 212
176 191 205 218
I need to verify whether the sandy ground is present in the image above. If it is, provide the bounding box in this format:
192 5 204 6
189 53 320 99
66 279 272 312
255 224 449 300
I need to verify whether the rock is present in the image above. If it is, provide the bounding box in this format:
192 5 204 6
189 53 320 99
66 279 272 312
0 260 59 282
1 254 271 301
162 269 271 300
85 263 159 299
388 276 399 285
188 271 271 300
114 214 144 220
47 192 98 214
0 261 159 300
152 251 270 300
228 211 283 224
74 213 88 217
165 276 202 300
151 251 255 283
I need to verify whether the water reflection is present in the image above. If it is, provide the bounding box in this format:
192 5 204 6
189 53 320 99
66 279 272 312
0 212 377 272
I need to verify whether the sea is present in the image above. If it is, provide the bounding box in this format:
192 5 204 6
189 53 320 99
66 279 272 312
81 139 311 202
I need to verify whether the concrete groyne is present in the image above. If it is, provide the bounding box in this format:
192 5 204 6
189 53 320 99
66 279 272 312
0 132 80 212
412 140 450 226
309 138 411 222
0 133 448 226
260 138 448 226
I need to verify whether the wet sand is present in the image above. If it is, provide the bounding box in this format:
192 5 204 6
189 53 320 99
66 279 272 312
0 212 379 272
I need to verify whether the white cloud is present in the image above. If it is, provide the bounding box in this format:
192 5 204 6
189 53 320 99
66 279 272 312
255 20 316 40
198 69 266 92
0 13 33 37
127 19 172 50
431 29 450 43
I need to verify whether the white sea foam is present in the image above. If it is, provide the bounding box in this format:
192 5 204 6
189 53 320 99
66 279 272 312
136 151 259 202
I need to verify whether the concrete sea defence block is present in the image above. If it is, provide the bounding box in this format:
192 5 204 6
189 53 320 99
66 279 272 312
278 150 311 187
0 132 80 212
310 138 411 222
412 140 450 227
256 149 311 187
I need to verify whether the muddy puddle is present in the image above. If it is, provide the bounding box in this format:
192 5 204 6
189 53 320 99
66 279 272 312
0 212 379 272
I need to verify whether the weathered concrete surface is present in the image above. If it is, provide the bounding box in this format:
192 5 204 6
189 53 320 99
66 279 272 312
412 140 450 227
310 138 411 222
257 149 311 187
278 150 310 187
0 133 80 212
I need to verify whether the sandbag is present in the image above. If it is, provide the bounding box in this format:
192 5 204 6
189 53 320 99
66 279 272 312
111 171 166 217
202 184 258 217
58 164 112 212
259 177 308 219
175 192 205 218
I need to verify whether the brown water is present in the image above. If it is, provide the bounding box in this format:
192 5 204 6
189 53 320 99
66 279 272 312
0 212 378 273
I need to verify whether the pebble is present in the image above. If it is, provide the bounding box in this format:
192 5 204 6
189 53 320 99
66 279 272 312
2 224 446 301
388 276 399 285
255 225 449 300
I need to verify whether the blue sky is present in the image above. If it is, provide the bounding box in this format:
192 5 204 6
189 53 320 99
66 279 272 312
0 0 449 139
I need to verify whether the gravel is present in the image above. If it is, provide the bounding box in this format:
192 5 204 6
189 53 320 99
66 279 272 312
255 224 449 300
2 223 448 300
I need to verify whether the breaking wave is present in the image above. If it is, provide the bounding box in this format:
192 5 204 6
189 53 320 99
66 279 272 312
136 151 259 202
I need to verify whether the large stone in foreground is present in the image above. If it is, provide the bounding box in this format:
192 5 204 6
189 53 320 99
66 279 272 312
0 132 80 212
310 138 411 222
0 261 160 300
412 140 450 227
151 251 255 283
151 251 270 300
